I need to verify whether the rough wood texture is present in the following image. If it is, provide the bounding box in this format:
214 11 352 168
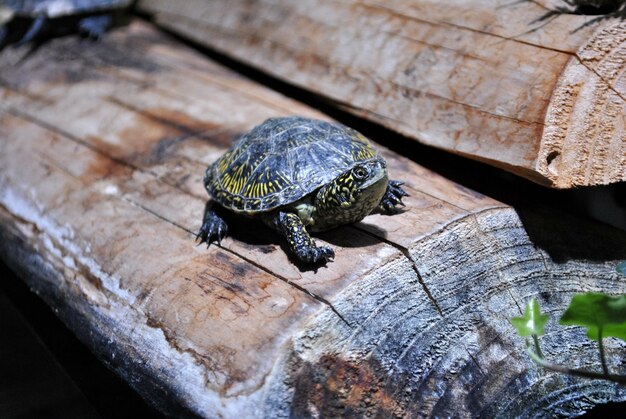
138 0 626 188
1 21 625 417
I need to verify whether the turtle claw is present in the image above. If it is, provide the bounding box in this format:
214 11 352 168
379 180 409 214
314 245 335 263
295 244 334 264
273 211 335 265
78 15 112 40
197 208 228 247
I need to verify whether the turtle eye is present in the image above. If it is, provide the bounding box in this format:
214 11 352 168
352 166 368 180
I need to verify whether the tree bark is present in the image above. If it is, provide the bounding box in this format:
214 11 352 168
0 20 625 418
138 0 626 188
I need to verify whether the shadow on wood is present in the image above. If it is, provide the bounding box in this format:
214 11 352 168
517 206 626 262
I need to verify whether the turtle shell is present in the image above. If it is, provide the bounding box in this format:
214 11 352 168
205 116 381 214
4 0 131 18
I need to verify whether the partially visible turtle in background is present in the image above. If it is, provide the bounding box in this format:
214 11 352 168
556 0 625 15
198 116 409 265
0 0 132 46
526 0 626 33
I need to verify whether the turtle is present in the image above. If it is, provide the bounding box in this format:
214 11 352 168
197 116 409 264
525 0 626 33
0 0 132 46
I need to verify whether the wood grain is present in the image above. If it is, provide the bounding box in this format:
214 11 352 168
138 0 626 188
0 20 625 417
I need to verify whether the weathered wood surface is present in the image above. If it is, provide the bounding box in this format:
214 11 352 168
1 21 626 417
138 0 626 189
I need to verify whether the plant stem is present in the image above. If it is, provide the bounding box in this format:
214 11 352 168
525 342 626 384
598 328 609 376
532 334 544 359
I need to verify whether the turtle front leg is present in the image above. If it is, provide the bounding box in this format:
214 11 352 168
196 202 228 247
271 212 334 264
379 180 409 213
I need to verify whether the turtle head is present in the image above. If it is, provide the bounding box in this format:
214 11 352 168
312 158 388 231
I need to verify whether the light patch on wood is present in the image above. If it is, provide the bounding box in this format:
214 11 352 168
540 21 626 187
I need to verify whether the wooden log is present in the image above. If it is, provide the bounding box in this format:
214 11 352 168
138 0 626 189
1 20 625 417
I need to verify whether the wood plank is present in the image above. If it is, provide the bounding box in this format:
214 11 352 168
138 0 626 188
1 20 625 417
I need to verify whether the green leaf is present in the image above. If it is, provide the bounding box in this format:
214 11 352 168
617 261 626 276
559 293 626 342
511 299 550 337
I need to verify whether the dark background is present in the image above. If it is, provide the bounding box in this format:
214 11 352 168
0 260 165 419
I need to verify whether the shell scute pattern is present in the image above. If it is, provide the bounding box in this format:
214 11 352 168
207 116 381 213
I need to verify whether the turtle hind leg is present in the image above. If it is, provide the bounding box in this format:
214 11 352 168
78 14 112 40
379 180 409 214
197 202 228 247
15 15 46 46
269 211 334 264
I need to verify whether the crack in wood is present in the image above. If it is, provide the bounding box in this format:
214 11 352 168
464 344 487 377
160 11 549 127
359 1 578 56
0 76 55 105
508 288 525 316
354 225 445 317
572 53 626 103
399 247 445 316
116 45 306 117
102 95 239 161
5 107 146 175
313 1 626 109
378 1 626 106
107 96 224 138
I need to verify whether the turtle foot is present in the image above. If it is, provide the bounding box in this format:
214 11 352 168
379 180 409 213
197 206 228 247
78 15 112 40
297 244 335 264
273 211 335 265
